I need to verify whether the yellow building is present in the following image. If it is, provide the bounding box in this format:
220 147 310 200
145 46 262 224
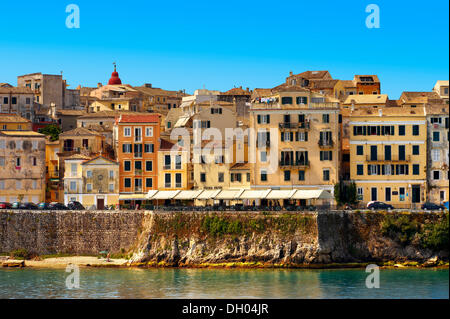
349 106 427 207
63 155 119 208
45 138 61 202
0 114 32 131
0 130 46 203
157 139 192 190
250 85 340 202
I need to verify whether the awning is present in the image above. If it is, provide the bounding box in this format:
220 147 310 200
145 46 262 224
215 189 245 200
265 189 296 200
151 190 181 200
145 190 159 199
174 190 204 200
119 194 148 200
291 189 333 200
174 116 191 128
196 189 221 200
239 189 271 199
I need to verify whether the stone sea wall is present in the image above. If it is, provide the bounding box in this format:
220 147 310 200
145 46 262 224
0 210 448 265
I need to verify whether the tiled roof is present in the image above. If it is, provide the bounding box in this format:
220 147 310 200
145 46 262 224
133 86 185 97
59 127 101 137
221 87 251 96
353 75 380 83
0 130 44 137
230 162 250 170
251 88 273 98
310 79 339 89
56 109 86 116
159 139 178 151
0 87 34 94
0 114 31 123
399 91 443 104
341 80 356 88
426 104 450 115
65 154 92 161
118 114 160 123
78 110 143 119
348 106 425 117
293 71 331 79
343 94 389 105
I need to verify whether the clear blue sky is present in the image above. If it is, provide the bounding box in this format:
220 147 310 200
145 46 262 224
0 0 448 99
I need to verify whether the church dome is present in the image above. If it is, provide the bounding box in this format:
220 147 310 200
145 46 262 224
108 64 122 85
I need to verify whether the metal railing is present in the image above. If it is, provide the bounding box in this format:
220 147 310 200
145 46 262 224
279 160 310 167
365 155 411 162
279 122 310 130
318 140 334 147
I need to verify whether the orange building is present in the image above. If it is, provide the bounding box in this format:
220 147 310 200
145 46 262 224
116 113 161 207
353 75 381 95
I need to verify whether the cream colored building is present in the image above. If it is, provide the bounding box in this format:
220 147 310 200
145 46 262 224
432 80 449 103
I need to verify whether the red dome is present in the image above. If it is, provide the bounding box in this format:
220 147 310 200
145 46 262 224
108 65 122 85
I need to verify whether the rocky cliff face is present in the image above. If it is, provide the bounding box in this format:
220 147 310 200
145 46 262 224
130 211 449 266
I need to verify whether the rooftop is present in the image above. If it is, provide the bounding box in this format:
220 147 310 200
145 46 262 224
59 127 102 137
118 114 160 123
0 130 44 137
343 94 389 105
0 87 34 94
0 114 31 123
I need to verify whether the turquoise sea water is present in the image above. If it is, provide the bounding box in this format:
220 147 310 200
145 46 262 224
0 268 448 299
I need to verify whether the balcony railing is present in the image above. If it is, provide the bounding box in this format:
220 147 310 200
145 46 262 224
165 183 171 188
279 122 310 130
279 160 310 168
134 152 142 158
175 183 182 188
164 164 171 170
318 140 334 147
366 155 411 162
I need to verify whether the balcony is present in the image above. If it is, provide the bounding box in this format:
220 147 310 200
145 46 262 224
164 164 171 170
134 152 142 158
279 160 310 168
279 122 310 130
366 155 411 162
257 139 270 148
318 140 334 148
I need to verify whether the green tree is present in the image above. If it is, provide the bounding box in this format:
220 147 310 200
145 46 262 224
38 124 61 141
334 181 359 206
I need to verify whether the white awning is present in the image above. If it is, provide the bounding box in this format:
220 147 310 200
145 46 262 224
145 190 159 199
151 190 181 200
215 189 245 200
174 116 191 128
196 189 221 200
119 194 148 200
239 189 271 199
174 190 204 200
291 189 333 200
265 189 296 200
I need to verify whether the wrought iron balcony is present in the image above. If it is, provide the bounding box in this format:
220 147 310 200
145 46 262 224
279 122 310 130
279 160 310 168
318 140 334 148
366 155 411 162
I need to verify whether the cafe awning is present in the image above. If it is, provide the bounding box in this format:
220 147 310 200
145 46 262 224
239 189 271 199
291 189 333 200
265 189 296 200
215 189 245 200
196 189 221 200
174 190 204 200
145 190 159 199
119 194 148 200
151 190 181 200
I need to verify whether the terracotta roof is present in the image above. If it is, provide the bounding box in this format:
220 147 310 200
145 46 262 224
159 138 180 151
341 80 356 88
272 83 310 93
353 75 380 83
251 88 273 98
310 79 339 89
230 162 250 170
0 87 34 94
221 87 251 96
78 110 142 119
426 104 450 115
133 86 185 97
65 154 92 161
399 91 443 104
0 114 31 123
343 94 389 105
293 71 331 79
0 83 13 88
56 109 86 116
59 127 101 137
81 155 118 165
0 130 44 137
348 106 425 117
118 114 160 123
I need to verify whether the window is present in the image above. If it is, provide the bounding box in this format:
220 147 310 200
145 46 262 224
356 146 364 156
432 149 440 162
86 183 92 192
164 155 171 169
124 178 131 188
134 144 143 157
231 173 242 182
124 127 131 137
109 170 114 179
15 181 21 190
0 140 5 149
175 173 182 188
124 161 131 171
0 157 4 166
260 170 267 182
284 170 291 181
320 151 332 161
296 96 307 105
384 145 391 161
0 181 4 190
322 114 330 123
281 97 293 104
122 144 132 153
145 161 153 171
146 178 153 188
16 141 22 150
281 131 294 142
109 183 114 192
357 187 363 200
134 161 142 171
32 157 37 166
257 114 270 124
134 127 142 142
135 178 142 190
399 187 405 201
357 164 364 175
218 172 224 183
433 171 440 180
246 173 250 182
412 125 419 136
298 170 305 181
175 155 182 169
430 117 441 124
433 131 440 142
413 164 420 175
3 97 8 104
412 145 420 155
398 145 405 161
145 127 153 137
144 143 154 153
215 156 224 164
70 181 76 191
323 169 330 181
200 173 206 183
398 125 405 136
165 174 171 188
87 170 92 178
210 108 222 114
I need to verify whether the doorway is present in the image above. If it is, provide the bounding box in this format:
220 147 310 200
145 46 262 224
412 185 421 203
371 187 377 201
97 198 104 210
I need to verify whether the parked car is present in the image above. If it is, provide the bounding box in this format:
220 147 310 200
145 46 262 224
67 201 85 210
367 201 394 210
421 202 445 211
0 202 12 209
19 202 39 210
38 202 51 210
11 202 21 209
49 202 68 210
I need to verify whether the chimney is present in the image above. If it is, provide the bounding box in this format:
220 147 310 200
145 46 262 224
239 86 242 89
289 71 293 76
97 83 102 88
145 83 152 88
246 87 249 92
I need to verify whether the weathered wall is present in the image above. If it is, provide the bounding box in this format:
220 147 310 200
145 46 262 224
0 210 447 265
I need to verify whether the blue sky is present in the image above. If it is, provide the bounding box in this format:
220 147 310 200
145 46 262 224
0 0 448 99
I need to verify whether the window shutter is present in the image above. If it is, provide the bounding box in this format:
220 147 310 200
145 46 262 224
329 151 332 161
295 132 299 141
266 115 270 123
257 115 261 124
281 132 285 142
305 132 308 141
320 151 323 161
290 132 293 141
